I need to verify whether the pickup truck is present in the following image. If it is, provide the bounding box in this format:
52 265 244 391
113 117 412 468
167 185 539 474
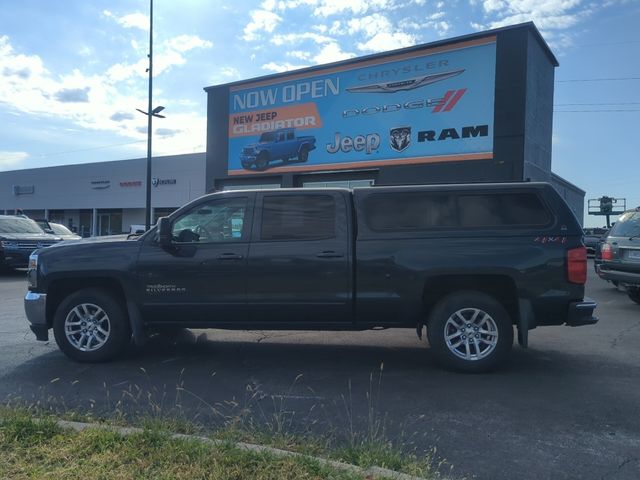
24 183 597 372
240 128 316 171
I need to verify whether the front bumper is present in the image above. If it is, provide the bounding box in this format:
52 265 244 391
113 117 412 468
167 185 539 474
566 298 598 327
2 250 31 268
24 291 48 341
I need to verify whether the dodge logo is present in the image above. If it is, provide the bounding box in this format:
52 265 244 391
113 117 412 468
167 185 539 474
390 127 411 152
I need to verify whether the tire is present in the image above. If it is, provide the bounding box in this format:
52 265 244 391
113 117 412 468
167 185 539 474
628 288 640 305
53 288 131 363
427 291 514 373
298 146 309 163
256 152 269 170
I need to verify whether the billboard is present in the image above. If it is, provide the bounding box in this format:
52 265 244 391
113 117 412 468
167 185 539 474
227 37 496 175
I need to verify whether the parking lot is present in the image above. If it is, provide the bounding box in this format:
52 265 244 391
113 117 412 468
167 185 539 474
1 261 639 480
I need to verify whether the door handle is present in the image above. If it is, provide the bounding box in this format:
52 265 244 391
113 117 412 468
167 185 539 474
216 253 244 260
316 251 343 258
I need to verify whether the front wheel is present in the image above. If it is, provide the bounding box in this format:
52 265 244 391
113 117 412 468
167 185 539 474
53 288 131 362
427 291 513 373
298 146 309 163
628 288 640 305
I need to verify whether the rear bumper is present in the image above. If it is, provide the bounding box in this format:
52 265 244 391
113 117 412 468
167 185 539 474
24 291 49 341
566 298 598 327
598 266 640 286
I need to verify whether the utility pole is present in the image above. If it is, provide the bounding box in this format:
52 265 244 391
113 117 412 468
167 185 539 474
145 0 154 231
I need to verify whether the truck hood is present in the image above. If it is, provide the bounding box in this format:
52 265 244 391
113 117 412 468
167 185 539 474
0 232 61 242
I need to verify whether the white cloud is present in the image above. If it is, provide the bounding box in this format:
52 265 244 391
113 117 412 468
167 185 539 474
287 50 313 60
220 66 241 78
271 32 333 46
357 31 416 52
0 35 207 158
261 61 309 72
165 34 213 52
478 0 586 31
313 42 355 63
347 14 417 52
0 151 28 170
243 9 283 41
103 10 150 31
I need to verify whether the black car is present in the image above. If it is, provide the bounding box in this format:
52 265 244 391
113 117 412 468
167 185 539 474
0 215 61 270
583 227 607 256
597 207 640 304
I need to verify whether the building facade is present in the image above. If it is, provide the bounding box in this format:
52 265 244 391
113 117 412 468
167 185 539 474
0 153 205 236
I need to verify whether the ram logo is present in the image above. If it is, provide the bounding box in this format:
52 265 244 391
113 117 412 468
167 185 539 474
390 127 411 152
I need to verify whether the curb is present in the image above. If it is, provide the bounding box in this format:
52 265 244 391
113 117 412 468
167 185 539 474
57 419 433 480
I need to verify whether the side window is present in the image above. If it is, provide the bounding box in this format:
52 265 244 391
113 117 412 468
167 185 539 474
261 195 335 241
278 132 285 142
364 193 457 231
458 193 550 227
287 131 294 140
171 197 247 243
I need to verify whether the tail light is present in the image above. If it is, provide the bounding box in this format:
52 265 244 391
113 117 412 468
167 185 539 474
567 247 587 284
601 243 613 261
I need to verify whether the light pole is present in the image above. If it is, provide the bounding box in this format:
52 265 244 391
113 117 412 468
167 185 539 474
136 0 166 231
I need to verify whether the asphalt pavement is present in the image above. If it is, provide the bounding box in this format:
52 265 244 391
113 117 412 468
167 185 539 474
0 261 639 480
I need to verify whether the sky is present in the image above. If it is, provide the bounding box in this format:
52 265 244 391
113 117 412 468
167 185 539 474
0 0 638 226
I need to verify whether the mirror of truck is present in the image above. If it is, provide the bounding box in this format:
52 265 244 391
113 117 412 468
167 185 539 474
157 217 171 246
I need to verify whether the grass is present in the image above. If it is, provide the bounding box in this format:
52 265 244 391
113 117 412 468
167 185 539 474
0 409 365 480
0 365 449 479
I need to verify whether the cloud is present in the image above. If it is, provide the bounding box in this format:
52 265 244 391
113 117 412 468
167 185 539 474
155 127 182 138
110 112 135 122
313 42 355 63
347 14 417 52
165 35 213 52
54 87 90 103
271 32 333 46
274 0 395 17
477 0 587 31
0 151 28 170
103 10 150 31
243 9 283 41
261 61 309 72
0 35 207 158
220 66 241 78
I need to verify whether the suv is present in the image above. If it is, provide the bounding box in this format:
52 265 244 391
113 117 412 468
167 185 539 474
597 207 640 304
0 215 60 270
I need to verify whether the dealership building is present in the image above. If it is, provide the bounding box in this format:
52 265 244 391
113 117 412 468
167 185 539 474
0 22 584 233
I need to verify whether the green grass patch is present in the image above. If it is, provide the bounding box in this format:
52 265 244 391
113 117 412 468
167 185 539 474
0 410 365 480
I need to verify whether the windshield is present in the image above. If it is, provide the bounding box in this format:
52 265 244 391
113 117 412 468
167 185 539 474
609 211 640 237
50 223 74 236
0 217 45 234
259 132 276 143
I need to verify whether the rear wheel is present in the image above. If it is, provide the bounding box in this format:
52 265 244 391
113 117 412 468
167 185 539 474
298 146 309 163
427 291 513 373
53 288 131 362
628 288 640 305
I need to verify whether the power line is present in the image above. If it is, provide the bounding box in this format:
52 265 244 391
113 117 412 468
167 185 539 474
554 109 640 112
554 102 640 106
556 77 640 83
37 140 145 158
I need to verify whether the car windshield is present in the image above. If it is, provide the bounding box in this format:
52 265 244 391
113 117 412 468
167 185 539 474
0 217 45 234
50 223 74 236
259 132 276 143
609 211 640 237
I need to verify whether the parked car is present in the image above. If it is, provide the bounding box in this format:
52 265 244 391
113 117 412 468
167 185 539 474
583 227 607 256
49 222 82 241
240 128 316 171
596 207 640 304
0 215 60 270
24 182 596 372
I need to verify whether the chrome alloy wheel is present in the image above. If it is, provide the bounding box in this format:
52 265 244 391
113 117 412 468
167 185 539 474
64 303 111 352
444 308 498 361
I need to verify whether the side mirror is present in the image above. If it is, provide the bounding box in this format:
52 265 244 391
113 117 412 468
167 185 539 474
158 217 172 247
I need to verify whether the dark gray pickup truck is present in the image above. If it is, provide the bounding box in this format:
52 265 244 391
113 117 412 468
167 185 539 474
24 183 597 372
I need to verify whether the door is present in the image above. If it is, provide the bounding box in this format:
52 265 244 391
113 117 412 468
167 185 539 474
136 194 254 324
98 214 110 236
246 191 352 324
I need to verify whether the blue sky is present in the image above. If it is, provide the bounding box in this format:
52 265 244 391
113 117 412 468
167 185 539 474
0 0 638 225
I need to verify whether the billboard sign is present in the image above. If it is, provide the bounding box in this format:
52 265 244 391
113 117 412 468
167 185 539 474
227 37 496 175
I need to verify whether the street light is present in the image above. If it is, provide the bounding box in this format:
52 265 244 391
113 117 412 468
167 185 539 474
136 0 165 231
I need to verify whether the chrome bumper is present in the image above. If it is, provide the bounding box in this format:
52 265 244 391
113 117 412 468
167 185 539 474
24 291 48 341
